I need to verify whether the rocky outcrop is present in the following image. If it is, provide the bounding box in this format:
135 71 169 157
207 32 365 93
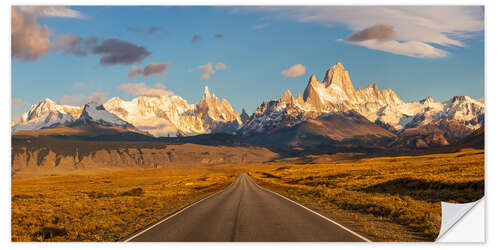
11 136 278 177
241 62 484 140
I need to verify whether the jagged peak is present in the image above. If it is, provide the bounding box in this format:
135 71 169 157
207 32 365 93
107 96 124 103
296 92 303 101
42 97 55 103
333 61 344 69
309 74 318 84
420 96 435 104
450 95 473 103
367 83 379 91
323 62 346 81
322 62 355 93
34 98 57 108
282 89 293 102
203 86 211 99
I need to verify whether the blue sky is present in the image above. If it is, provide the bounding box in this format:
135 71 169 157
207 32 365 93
11 6 484 119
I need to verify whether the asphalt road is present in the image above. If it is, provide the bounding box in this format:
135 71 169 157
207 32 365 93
126 173 369 242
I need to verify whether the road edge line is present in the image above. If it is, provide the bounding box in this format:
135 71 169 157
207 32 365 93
247 174 372 242
123 175 241 242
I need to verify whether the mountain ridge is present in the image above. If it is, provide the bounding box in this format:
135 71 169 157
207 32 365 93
13 62 484 149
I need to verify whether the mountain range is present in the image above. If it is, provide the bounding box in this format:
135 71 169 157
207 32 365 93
12 62 484 151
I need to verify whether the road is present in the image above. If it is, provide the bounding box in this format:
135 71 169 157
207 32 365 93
125 173 369 242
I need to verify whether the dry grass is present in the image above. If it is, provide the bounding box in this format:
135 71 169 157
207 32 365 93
12 148 484 242
11 166 244 241
249 148 484 241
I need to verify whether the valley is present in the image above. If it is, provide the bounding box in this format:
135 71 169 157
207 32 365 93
11 145 483 241
11 62 485 242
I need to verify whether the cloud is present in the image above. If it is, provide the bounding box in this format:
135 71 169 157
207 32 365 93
215 62 227 70
117 83 173 97
53 34 88 56
59 92 108 105
73 82 89 89
282 64 306 78
128 26 165 35
12 98 28 123
127 66 142 79
201 73 210 80
52 35 152 65
127 62 170 79
253 23 269 30
347 24 394 42
214 34 224 39
84 92 107 104
91 39 151 65
198 63 214 75
354 39 449 59
239 6 483 58
148 26 162 34
15 6 85 19
11 6 85 61
59 94 85 105
154 82 166 89
191 34 202 43
194 62 227 80
11 7 52 61
12 98 26 107
143 62 170 77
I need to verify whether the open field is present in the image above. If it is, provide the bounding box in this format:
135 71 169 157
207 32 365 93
249 147 484 241
12 147 483 242
11 166 244 241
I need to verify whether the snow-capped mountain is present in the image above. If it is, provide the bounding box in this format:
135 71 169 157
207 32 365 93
13 87 242 137
73 101 133 128
12 98 83 132
103 86 242 137
241 62 484 135
12 63 483 143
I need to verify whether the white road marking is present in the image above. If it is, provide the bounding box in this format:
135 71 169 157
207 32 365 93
123 175 241 242
125 173 371 242
247 174 372 242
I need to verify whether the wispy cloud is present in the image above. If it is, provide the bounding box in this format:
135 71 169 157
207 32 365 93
117 82 173 97
214 34 224 39
347 24 394 42
53 34 89 56
237 6 483 58
215 62 227 70
282 64 306 78
253 23 269 30
12 98 28 123
143 62 170 77
128 26 165 35
73 82 89 89
12 98 26 107
194 62 227 80
127 62 170 79
15 6 85 19
191 34 202 43
84 92 107 104
198 63 214 80
127 66 142 79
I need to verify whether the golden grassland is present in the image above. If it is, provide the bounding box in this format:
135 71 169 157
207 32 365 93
12 148 483 242
11 166 244 241
249 148 484 241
